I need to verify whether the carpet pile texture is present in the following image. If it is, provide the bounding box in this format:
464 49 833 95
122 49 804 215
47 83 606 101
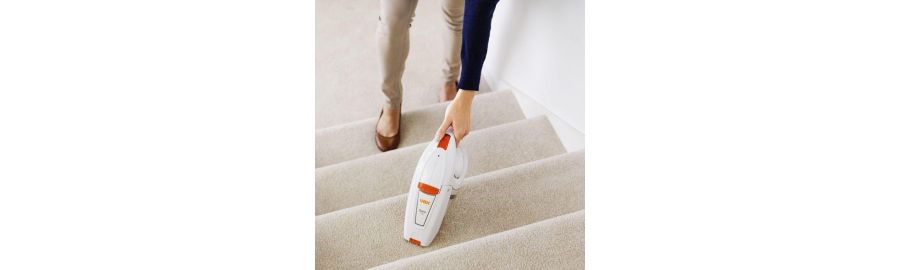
317 92 585 269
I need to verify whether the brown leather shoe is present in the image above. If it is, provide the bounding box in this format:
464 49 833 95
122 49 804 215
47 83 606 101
375 107 401 152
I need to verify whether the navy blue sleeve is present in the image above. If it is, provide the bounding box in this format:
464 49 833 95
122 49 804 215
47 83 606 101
457 0 500 91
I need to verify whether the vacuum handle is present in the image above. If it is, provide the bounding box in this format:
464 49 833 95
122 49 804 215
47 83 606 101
450 147 467 189
437 127 458 150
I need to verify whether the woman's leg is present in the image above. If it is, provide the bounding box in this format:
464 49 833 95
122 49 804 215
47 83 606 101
440 0 464 101
375 0 418 142
458 0 500 91
377 0 419 110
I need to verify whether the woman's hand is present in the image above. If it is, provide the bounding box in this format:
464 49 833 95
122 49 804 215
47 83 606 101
435 90 476 145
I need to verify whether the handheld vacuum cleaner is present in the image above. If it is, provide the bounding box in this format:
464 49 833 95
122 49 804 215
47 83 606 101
403 128 468 247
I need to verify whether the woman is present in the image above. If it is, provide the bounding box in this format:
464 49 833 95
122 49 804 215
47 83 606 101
376 0 502 151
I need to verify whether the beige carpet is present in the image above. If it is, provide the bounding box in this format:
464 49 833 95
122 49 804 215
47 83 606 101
315 91 522 168
316 150 584 269
371 210 585 270
316 116 565 215
315 91 585 269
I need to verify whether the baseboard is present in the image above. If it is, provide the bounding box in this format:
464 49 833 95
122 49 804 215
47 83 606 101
481 74 585 152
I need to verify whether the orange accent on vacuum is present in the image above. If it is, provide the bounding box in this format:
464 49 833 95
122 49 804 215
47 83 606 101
437 134 451 150
418 182 440 195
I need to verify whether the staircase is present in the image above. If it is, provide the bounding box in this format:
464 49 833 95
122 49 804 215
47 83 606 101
315 91 585 269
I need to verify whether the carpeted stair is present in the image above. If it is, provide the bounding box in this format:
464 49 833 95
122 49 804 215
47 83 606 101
316 116 565 215
316 91 585 269
315 91 524 168
371 210 585 270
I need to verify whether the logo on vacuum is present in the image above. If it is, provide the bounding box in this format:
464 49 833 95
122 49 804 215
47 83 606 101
419 199 431 205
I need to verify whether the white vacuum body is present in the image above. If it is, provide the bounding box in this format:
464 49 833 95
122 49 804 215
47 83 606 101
403 129 468 247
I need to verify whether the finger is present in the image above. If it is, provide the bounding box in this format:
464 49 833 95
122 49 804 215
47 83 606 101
435 118 452 141
455 128 467 145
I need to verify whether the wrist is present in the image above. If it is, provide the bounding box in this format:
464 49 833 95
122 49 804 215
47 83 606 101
455 90 476 104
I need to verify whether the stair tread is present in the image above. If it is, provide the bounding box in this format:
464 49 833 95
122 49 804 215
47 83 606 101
371 210 585 270
315 150 585 270
315 91 523 168
316 116 565 215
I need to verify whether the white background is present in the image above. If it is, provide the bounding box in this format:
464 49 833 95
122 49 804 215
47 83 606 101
594 0 900 269
1 0 310 269
0 0 898 269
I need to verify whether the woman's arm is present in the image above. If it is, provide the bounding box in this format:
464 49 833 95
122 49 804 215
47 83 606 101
435 0 501 144
457 0 500 91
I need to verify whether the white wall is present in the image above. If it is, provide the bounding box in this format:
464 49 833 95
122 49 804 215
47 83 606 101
482 0 585 133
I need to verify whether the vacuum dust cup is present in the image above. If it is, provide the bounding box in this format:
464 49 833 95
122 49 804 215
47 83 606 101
402 129 468 246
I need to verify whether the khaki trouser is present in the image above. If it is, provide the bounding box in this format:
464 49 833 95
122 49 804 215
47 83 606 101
377 0 464 109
